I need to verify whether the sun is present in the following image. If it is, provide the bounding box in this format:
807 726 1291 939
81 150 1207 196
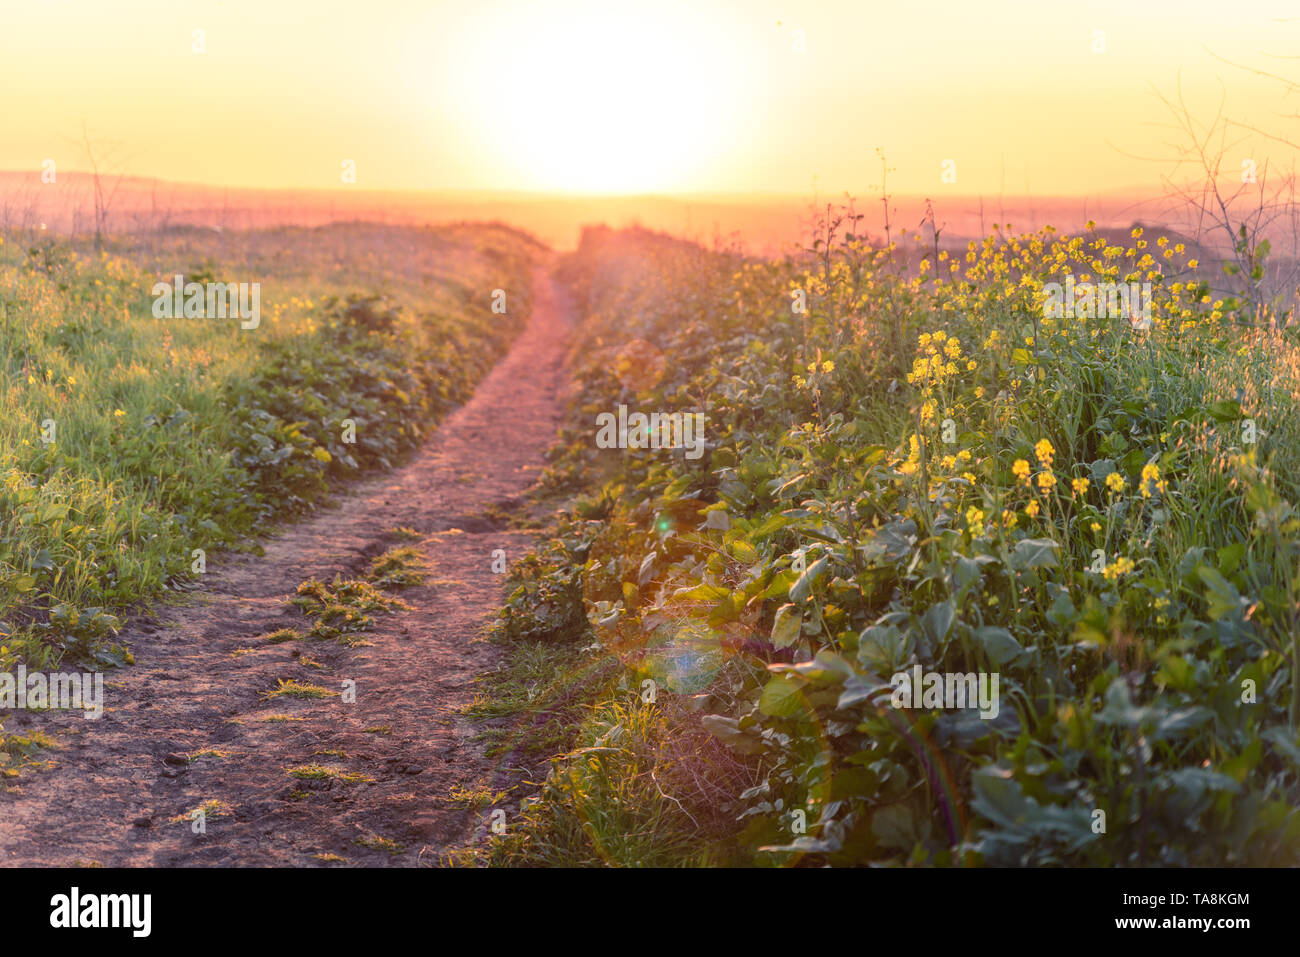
440 2 747 194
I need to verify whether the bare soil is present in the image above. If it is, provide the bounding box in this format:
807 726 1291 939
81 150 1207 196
0 267 572 866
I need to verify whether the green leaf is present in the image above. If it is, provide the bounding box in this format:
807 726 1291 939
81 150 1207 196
699 715 762 754
1205 400 1242 423
871 804 916 851
974 626 1023 666
789 556 828 603
1196 564 1240 620
1010 538 1059 570
770 603 803 649
921 600 955 646
676 582 730 602
758 676 805 717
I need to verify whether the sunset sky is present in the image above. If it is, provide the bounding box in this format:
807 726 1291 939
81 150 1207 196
2 0 1297 197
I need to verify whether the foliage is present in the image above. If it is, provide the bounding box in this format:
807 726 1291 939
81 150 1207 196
492 220 1300 866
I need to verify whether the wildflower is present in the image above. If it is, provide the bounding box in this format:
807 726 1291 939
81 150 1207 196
1105 472 1126 494
1037 471 1057 492
1140 463 1167 498
1071 477 1089 496
1013 459 1031 484
1102 555 1136 580
1034 439 1055 467
1089 521 1101 533
1024 500 1041 518
965 506 985 528
821 360 835 373
113 409 125 418
1187 259 1198 270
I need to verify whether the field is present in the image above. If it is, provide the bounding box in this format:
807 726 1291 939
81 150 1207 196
0 223 539 670
476 220 1300 866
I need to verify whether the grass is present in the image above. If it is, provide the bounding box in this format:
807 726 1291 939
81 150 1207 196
262 679 338 700
445 783 512 809
286 764 374 784
354 831 404 854
476 221 1300 867
170 798 234 825
186 748 228 763
0 728 59 779
290 576 411 644
366 546 427 589
0 222 539 674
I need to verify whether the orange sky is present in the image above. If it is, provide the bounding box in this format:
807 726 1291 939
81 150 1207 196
2 0 1297 196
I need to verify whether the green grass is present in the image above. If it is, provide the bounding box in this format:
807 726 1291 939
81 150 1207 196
0 223 539 674
479 221 1300 867
354 832 404 854
262 679 338 700
290 576 411 643
366 545 427 589
286 764 374 784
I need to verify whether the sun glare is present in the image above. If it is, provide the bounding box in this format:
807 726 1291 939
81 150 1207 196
445 4 746 194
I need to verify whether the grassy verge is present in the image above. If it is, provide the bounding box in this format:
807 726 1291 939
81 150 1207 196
476 220 1300 867
0 223 542 671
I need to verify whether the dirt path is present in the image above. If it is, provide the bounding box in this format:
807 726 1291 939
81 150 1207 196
0 267 572 867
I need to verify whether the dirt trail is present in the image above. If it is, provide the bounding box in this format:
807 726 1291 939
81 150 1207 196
0 267 571 866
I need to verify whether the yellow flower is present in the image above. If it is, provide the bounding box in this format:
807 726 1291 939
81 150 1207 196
1102 555 1136 580
1105 471 1126 494
1001 509 1018 528
1140 462 1167 498
1012 459 1031 483
821 360 834 373
1034 439 1055 467
113 409 125 418
1187 259 1198 270
1037 471 1057 491
1090 521 1101 533
1071 477 1090 496
1024 500 1041 518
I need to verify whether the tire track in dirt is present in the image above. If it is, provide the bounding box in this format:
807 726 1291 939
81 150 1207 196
0 266 571 866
